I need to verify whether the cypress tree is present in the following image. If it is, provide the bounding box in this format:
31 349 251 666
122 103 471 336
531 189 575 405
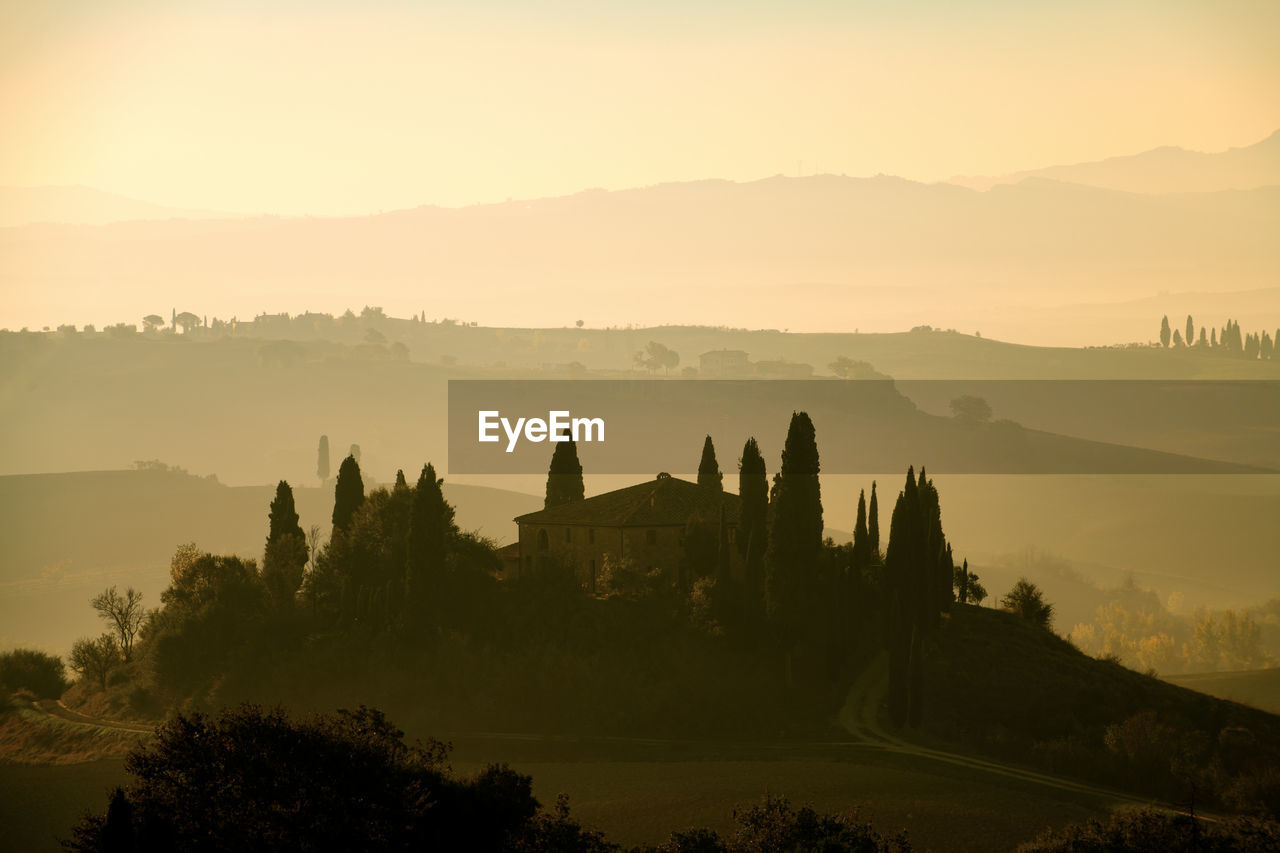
852 489 870 570
544 440 585 508
316 435 330 484
264 480 307 607
698 435 723 491
394 469 408 490
1160 315 1171 348
1211 327 1218 348
868 481 880 559
406 463 455 626
738 438 768 559
331 455 365 534
1186 315 1194 348
764 411 823 635
267 479 304 544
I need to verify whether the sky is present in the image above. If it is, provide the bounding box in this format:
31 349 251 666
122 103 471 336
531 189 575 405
2 0 1279 215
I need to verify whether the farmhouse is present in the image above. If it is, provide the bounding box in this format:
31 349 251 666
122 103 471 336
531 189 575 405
512 473 743 592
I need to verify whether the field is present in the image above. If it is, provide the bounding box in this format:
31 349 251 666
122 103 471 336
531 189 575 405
0 739 1124 853
1168 668 1280 716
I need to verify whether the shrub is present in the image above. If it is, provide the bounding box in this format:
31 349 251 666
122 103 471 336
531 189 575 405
0 647 69 699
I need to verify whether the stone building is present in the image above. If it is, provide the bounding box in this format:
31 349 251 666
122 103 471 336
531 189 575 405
698 349 751 377
512 473 743 592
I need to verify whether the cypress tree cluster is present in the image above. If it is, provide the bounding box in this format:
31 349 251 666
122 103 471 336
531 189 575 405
883 466 955 727
306 455 469 632
1156 315 1275 359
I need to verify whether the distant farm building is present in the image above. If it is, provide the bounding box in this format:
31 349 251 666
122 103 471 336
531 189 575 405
698 350 752 377
509 474 743 592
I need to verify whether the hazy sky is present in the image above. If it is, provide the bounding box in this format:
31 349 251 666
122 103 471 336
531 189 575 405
3 0 1278 215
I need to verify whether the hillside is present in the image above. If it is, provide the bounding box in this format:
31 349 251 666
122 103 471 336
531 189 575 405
0 469 541 654
1168 669 1280 716
921 605 1280 807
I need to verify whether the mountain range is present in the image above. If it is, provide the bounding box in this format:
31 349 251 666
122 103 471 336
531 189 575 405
2 131 1277 345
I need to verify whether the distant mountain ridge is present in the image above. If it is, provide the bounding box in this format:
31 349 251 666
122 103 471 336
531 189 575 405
0 185 235 228
950 129 1280 194
2 173 1275 343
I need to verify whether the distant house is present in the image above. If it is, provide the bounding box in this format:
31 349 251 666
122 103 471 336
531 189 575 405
753 359 814 378
698 349 751 377
512 474 743 592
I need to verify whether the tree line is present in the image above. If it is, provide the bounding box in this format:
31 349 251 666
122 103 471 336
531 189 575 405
1159 314 1277 359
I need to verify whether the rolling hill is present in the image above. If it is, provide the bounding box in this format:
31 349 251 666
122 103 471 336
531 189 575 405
950 129 1280 194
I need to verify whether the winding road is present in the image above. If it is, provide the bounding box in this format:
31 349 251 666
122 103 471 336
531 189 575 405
838 652 1217 819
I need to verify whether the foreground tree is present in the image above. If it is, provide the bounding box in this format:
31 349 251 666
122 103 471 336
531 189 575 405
69 634 121 689
0 648 68 698
90 586 145 662
1001 577 1054 628
262 480 308 607
642 794 911 853
764 412 823 681
65 704 610 853
1160 315 1172 348
406 462 456 625
737 437 768 603
697 435 723 491
331 455 365 534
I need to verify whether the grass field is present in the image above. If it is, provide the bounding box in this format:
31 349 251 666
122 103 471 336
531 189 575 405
1168 668 1280 716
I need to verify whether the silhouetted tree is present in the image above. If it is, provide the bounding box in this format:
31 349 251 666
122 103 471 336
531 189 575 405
262 480 308 607
317 434 330 484
69 634 120 689
1186 315 1194 348
634 341 680 374
868 481 880 559
332 455 365 534
1172 329 1184 347
90 586 145 662
852 489 871 570
950 395 992 422
1001 577 1054 628
544 440 585 508
764 412 823 682
406 463 455 625
0 648 68 698
698 435 723 490
953 558 970 604
1160 315 1171 348
63 705 591 853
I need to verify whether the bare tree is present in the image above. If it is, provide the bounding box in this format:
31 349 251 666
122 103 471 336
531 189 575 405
90 586 145 662
306 524 325 571
69 634 122 689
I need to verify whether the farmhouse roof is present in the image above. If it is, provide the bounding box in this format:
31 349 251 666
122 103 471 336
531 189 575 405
515 475 741 528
